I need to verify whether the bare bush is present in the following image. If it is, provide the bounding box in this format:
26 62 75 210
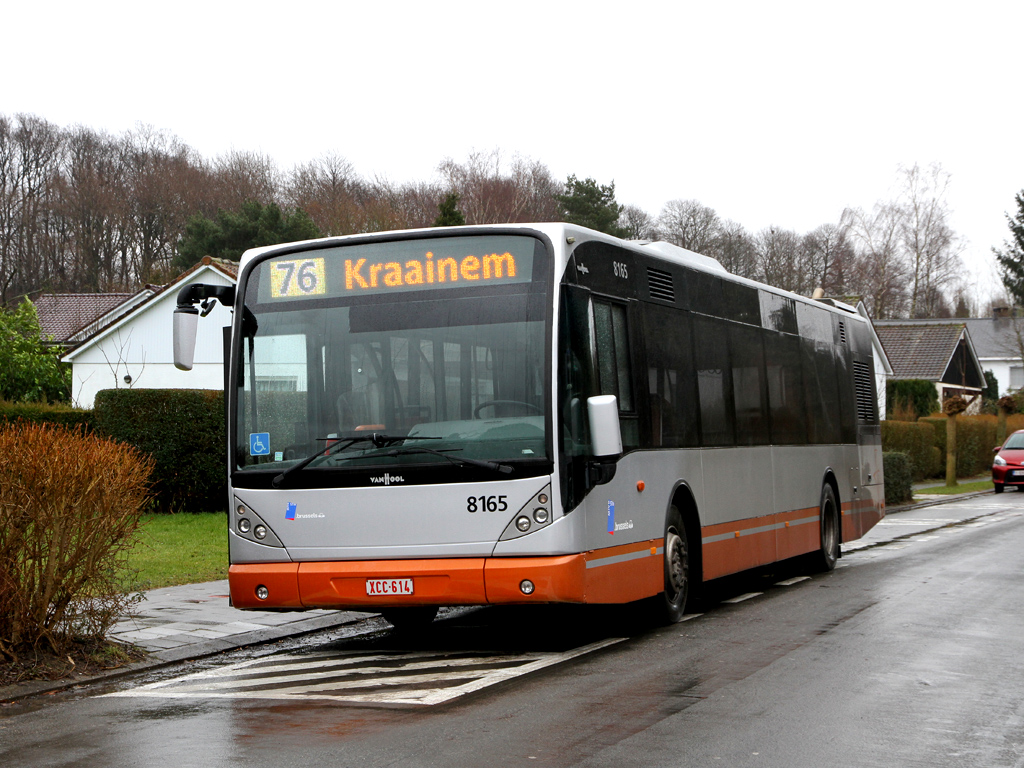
0 421 153 661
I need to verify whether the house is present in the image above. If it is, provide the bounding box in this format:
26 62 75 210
962 307 1024 395
874 320 986 414
62 258 238 408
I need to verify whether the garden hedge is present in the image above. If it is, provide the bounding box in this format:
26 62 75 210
880 420 939 481
883 452 913 505
918 414 1017 478
0 401 94 431
93 389 225 513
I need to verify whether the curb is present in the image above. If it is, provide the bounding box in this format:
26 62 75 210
843 489 1004 554
885 488 994 514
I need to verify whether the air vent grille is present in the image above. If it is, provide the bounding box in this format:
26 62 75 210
647 267 675 302
838 320 847 344
853 361 874 421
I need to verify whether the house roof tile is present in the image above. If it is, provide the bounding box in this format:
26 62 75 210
33 293 136 342
874 322 968 380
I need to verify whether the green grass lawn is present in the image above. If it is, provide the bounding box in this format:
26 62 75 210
915 478 994 496
126 513 228 590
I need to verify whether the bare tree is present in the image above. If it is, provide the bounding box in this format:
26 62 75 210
655 199 721 253
618 204 656 240
801 222 854 296
897 162 964 317
842 203 910 318
287 153 366 236
755 226 802 292
212 150 281 212
437 150 561 224
709 219 758 278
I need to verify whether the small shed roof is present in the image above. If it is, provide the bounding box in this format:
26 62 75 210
874 321 985 389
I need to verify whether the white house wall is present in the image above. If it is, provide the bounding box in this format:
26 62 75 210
67 270 235 408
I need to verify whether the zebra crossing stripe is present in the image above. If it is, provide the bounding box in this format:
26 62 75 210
106 639 626 706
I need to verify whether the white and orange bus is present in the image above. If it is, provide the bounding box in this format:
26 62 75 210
173 223 884 626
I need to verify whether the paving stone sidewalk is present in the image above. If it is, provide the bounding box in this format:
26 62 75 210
109 581 373 663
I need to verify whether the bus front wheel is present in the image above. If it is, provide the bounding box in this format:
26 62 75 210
658 505 690 623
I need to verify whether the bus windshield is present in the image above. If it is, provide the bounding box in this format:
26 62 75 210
234 235 551 484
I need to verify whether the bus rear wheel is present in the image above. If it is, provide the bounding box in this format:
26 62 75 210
809 485 840 573
381 606 439 630
658 506 690 623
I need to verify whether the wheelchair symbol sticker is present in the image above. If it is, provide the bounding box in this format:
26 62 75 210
249 432 270 456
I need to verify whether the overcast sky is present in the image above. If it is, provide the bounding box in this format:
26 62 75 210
8 1 1022 302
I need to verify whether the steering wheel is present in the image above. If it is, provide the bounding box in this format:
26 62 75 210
473 400 542 419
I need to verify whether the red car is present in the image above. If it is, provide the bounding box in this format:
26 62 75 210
992 429 1024 493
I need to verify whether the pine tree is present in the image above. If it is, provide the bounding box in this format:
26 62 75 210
173 202 321 271
554 175 629 238
995 191 1024 304
433 192 466 227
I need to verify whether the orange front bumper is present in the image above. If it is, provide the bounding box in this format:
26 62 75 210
229 540 663 610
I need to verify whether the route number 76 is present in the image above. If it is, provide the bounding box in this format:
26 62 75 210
270 258 327 298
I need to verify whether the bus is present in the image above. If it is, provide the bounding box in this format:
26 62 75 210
173 223 884 626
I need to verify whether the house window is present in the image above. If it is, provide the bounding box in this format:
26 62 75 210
1011 366 1024 390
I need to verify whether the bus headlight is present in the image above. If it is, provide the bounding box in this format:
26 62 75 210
256 585 269 600
533 507 549 524
254 525 267 539
516 516 532 532
520 580 535 595
238 518 251 533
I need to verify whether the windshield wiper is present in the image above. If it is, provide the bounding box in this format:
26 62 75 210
354 446 514 475
271 433 439 488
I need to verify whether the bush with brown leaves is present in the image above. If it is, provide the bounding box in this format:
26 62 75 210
0 421 153 661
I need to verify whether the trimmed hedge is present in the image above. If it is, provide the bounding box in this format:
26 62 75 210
880 420 939 481
920 415 1002 478
0 400 94 431
94 389 225 513
883 452 913 505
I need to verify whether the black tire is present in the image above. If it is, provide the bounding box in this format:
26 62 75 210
381 606 438 630
810 485 840 573
658 505 691 623
994 482 1004 494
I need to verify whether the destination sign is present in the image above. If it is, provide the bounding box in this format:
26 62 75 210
258 235 536 302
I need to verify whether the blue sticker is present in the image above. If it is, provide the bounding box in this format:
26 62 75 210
286 502 296 521
607 500 615 535
249 432 270 456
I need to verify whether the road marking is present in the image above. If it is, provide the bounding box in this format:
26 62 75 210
106 639 625 706
723 592 763 603
775 576 810 586
879 519 959 526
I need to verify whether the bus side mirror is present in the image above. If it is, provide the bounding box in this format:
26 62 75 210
173 307 199 371
588 395 622 457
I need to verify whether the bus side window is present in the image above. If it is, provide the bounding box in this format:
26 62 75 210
592 299 638 449
694 316 736 446
641 303 699 447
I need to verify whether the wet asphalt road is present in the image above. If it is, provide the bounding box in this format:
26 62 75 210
3 493 1024 767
